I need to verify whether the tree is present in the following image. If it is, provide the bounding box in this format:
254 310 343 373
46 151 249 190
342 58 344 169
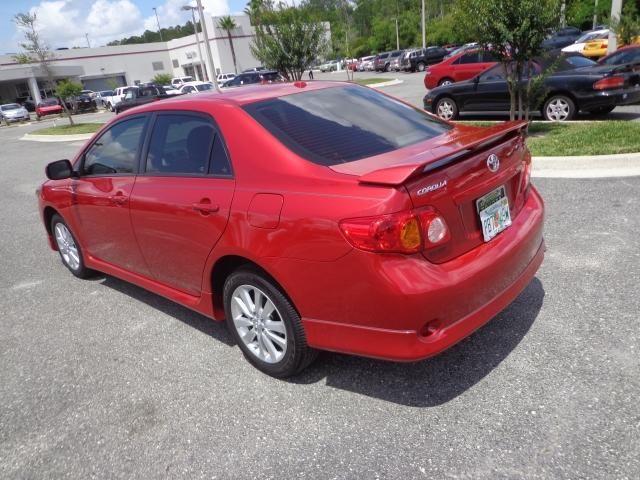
55 80 83 99
13 12 75 125
247 1 329 81
151 73 172 85
218 16 239 74
611 1 640 46
455 0 560 121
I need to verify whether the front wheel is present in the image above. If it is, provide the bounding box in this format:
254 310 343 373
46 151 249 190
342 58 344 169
417 62 426 72
51 214 93 279
543 95 576 121
223 267 318 378
435 97 459 121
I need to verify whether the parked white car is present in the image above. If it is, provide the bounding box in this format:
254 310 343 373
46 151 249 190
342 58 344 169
0 103 30 123
562 29 609 53
217 73 236 83
161 85 181 95
103 86 138 111
178 81 215 94
171 76 193 88
93 90 114 108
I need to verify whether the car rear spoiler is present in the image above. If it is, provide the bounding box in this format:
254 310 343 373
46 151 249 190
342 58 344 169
358 121 528 186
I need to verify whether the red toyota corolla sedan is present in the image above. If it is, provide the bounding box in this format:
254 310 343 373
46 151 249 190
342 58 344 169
38 81 544 377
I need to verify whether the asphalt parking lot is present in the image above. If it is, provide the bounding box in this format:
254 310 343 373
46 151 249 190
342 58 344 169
1 111 639 479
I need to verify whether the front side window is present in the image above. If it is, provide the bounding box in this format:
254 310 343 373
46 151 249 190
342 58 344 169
83 117 146 175
479 65 506 81
146 114 215 175
244 85 452 166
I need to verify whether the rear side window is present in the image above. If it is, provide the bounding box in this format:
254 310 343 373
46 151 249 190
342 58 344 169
146 114 214 174
83 117 146 175
244 85 452 166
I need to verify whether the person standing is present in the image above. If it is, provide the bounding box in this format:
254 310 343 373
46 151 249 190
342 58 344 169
308 69 314 80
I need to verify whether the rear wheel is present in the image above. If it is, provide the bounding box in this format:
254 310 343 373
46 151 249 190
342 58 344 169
384 63 390 72
51 214 93 279
435 97 459 121
543 95 576 121
438 78 454 87
417 62 426 72
223 267 318 378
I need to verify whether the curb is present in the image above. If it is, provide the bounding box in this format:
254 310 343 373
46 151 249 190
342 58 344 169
21 133 94 142
369 79 403 88
532 152 640 178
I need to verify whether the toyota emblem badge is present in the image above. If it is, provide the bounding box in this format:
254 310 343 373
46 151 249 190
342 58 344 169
487 154 500 172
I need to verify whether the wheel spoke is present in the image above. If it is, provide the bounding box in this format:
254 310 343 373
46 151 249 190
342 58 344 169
262 332 280 360
254 290 264 315
233 315 252 328
264 318 285 334
233 296 252 318
264 329 286 347
261 300 275 320
241 327 257 344
240 288 255 313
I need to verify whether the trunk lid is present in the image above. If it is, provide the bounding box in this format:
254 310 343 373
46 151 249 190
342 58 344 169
333 121 531 263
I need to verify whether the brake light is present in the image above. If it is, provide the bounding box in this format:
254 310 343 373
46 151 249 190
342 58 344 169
339 207 450 254
593 76 624 90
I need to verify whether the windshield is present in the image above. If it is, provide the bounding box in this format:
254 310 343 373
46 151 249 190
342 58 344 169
100 90 113 96
244 85 452 166
1 104 21 111
195 83 213 91
41 99 58 106
563 56 597 68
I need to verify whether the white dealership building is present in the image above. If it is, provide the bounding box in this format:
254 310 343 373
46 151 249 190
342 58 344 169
0 14 311 105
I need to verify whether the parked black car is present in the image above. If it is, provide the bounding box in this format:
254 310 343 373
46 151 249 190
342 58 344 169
63 92 97 114
114 85 169 114
222 70 283 88
401 46 448 72
599 45 640 66
423 54 640 121
541 26 582 50
374 50 403 72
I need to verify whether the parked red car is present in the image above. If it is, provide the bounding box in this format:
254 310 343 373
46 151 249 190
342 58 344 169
35 98 63 119
38 82 544 377
424 49 498 90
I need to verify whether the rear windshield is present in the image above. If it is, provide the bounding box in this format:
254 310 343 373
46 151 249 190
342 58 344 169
244 85 452 166
40 99 58 106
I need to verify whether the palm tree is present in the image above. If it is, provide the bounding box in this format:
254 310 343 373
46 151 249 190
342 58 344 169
218 16 238 74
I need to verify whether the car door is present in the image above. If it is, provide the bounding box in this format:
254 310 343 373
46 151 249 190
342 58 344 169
71 115 152 276
461 65 510 111
129 112 235 295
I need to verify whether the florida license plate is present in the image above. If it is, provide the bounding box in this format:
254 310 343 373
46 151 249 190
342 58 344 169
476 186 512 242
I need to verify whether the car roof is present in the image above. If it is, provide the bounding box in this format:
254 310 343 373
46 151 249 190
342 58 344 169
124 81 346 112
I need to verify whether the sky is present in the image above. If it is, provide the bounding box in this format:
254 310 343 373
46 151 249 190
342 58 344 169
0 0 249 55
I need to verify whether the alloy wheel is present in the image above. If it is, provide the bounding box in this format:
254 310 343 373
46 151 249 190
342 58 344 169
54 223 80 271
439 79 453 86
437 99 456 120
546 98 570 121
230 285 287 364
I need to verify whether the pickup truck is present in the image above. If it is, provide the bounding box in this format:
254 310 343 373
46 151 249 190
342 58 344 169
103 86 137 112
114 85 170 114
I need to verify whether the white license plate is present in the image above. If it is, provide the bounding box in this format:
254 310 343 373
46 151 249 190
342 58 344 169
476 186 512 242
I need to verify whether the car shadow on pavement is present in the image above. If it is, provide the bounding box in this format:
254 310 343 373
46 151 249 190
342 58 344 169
99 275 234 346
289 277 545 408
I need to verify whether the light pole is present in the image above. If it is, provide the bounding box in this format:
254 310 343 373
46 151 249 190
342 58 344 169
394 18 399 50
608 0 623 54
593 0 599 30
153 7 164 41
182 5 206 81
195 0 220 91
85 33 90 48
421 0 426 49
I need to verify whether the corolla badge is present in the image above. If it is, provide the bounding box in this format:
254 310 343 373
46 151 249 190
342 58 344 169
417 179 447 196
487 154 500 172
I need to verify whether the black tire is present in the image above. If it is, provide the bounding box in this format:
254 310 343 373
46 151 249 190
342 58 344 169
50 214 93 279
587 106 615 115
223 266 318 378
384 63 390 72
435 96 459 121
542 94 576 121
417 62 426 72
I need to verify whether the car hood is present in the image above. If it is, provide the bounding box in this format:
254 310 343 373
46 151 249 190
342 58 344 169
425 78 475 97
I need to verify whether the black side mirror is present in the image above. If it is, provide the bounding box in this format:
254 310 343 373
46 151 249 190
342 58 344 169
46 159 74 180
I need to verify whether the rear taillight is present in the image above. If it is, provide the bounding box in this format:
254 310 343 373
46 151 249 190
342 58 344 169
339 207 450 254
593 76 624 90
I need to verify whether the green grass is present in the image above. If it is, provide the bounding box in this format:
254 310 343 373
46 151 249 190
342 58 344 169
32 123 104 135
457 121 640 156
352 78 389 86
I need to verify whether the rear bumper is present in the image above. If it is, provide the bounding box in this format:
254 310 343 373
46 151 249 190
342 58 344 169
578 87 640 110
300 187 545 361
